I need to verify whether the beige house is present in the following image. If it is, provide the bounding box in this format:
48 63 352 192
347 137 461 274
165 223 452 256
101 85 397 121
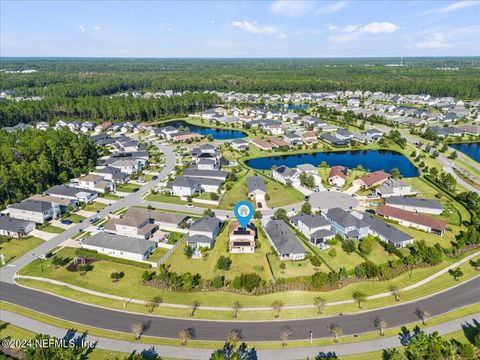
228 221 255 254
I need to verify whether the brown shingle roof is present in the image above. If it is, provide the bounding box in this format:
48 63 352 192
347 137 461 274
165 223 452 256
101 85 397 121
376 205 447 231
328 165 347 180
359 170 390 187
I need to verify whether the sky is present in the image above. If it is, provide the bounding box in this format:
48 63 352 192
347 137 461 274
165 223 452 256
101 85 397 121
1 0 479 57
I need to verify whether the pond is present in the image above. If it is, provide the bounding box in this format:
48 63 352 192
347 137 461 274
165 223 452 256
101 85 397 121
245 149 419 177
450 142 480 163
166 120 247 140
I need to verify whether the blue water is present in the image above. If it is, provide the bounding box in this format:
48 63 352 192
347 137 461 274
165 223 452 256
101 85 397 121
246 150 419 177
450 143 480 163
166 120 247 140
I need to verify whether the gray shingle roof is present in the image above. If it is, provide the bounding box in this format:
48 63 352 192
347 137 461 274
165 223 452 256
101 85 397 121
385 197 443 211
9 200 53 212
45 185 98 197
362 213 414 245
183 169 228 180
187 234 214 246
246 176 266 194
291 212 330 229
172 176 199 188
190 216 222 233
0 216 34 233
265 220 306 256
326 207 369 229
83 232 155 255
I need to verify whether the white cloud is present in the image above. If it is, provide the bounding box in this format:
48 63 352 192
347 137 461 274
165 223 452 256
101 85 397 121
327 21 398 44
427 0 479 14
232 20 286 39
317 1 347 14
415 33 451 49
78 25 86 33
93 25 101 31
359 22 398 34
210 20 215 24
268 0 314 18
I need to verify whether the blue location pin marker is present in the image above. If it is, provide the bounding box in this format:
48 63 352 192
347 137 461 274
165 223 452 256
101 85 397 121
234 201 254 228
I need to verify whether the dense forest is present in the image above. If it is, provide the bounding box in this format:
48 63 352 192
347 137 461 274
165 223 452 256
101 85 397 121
0 128 98 208
1 58 479 126
0 92 219 126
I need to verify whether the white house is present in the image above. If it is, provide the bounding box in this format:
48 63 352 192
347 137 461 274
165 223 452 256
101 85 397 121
272 166 301 187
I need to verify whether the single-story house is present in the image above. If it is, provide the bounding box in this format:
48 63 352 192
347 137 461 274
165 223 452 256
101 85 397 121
82 232 156 261
246 176 266 204
385 197 444 215
230 139 250 151
353 170 390 188
0 215 36 238
362 213 414 248
328 166 347 187
264 220 306 260
376 205 447 236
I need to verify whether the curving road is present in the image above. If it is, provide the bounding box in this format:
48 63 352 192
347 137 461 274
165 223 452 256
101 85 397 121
1 276 480 341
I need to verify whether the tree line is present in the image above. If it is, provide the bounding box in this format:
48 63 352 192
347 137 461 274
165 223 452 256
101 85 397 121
0 128 98 208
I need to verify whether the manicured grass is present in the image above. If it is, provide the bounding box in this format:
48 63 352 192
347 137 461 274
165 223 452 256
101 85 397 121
141 174 154 182
100 193 121 200
16 241 480 309
320 243 365 271
267 253 319 278
0 236 44 265
146 192 187 205
116 183 141 193
264 176 304 208
165 222 273 281
363 240 400 265
82 202 107 212
148 247 169 263
39 224 65 234
61 213 86 223
166 232 185 245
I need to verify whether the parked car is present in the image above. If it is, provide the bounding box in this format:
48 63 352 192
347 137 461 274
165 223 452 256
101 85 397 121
367 194 379 199
152 175 158 180
61 219 73 225
89 217 99 224
369 202 379 207
132 188 139 192
304 195 310 201
365 208 376 214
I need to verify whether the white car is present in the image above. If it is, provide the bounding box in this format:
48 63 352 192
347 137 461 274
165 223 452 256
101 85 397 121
185 203 194 208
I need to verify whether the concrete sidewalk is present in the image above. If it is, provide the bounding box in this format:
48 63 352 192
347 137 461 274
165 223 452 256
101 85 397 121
1 310 477 360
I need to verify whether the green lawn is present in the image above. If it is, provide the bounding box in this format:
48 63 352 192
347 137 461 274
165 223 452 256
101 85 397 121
166 232 185 245
0 236 44 265
165 221 273 281
38 224 65 234
82 202 107 212
320 243 365 271
267 253 319 278
364 239 400 265
61 213 86 223
116 183 141 193
148 247 169 263
146 192 187 205
264 176 304 208
100 193 121 200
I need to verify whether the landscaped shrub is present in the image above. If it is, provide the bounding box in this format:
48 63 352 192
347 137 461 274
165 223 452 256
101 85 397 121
216 255 232 271
231 273 263 292
310 256 322 267
342 239 356 254
310 272 328 289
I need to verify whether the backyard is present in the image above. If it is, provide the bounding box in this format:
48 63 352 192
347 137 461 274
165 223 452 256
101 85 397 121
0 236 44 265
82 201 107 212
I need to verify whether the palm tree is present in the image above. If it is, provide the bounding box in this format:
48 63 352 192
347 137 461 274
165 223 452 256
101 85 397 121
415 308 430 325
131 322 145 340
280 325 292 346
178 328 194 345
352 291 367 309
329 324 342 343
389 284 400 302
313 297 326 315
271 300 284 318
190 299 201 317
226 329 243 346
232 300 242 319
374 316 387 336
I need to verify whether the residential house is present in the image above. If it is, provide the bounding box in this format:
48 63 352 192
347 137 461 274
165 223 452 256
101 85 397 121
272 165 301 187
187 215 222 249
328 166 348 187
385 197 444 215
91 167 130 184
283 132 303 146
264 220 306 260
110 159 144 174
323 207 369 240
269 137 290 148
320 133 348 147
230 139 249 151
8 200 60 224
228 221 256 253
246 176 266 205
77 174 114 194
250 138 274 151
82 232 156 262
353 171 390 188
291 212 334 248
376 179 416 198
44 185 98 204
362 213 414 248
377 205 447 236
124 207 189 233
335 129 354 142
0 215 36 238
170 177 201 197
171 131 202 142
364 129 383 142
302 131 317 144
104 212 158 240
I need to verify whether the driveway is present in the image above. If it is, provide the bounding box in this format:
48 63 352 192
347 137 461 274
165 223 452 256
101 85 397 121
29 229 58 241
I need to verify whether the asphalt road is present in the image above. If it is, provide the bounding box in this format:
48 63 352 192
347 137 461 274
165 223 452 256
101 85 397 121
2 276 479 341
